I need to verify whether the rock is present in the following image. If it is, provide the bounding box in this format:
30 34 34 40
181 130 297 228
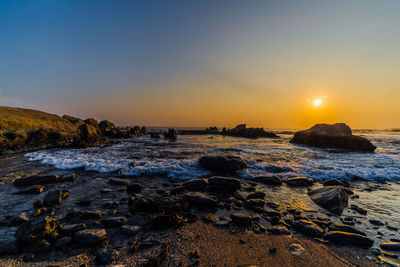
95 249 119 265
127 183 142 193
59 173 76 182
308 186 349 215
15 216 59 246
288 244 306 256
185 192 217 208
0 228 17 255
377 256 400 267
182 179 208 191
322 179 350 188
328 224 366 236
246 192 266 199
223 124 278 138
108 178 129 186
84 118 98 127
380 241 400 251
14 185 45 194
350 204 367 215
120 225 141 235
293 220 324 238
59 223 87 235
370 219 384 226
54 236 72 249
286 177 314 187
267 226 291 235
63 115 84 126
101 217 128 228
34 239 52 254
253 175 282 185
150 212 185 229
43 189 63 207
164 128 177 140
72 123 103 148
128 197 155 213
13 174 59 187
207 176 241 192
230 212 252 226
74 229 107 245
8 213 29 226
198 156 247 174
325 231 373 247
79 210 103 220
290 123 376 152
244 199 265 210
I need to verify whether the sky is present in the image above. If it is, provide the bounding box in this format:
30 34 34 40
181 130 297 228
0 0 399 129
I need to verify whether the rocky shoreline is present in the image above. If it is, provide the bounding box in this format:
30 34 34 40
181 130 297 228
0 152 399 266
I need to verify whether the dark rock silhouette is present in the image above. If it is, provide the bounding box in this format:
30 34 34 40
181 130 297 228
223 124 278 139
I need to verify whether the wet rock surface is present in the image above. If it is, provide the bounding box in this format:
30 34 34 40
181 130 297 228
0 153 397 265
198 156 247 174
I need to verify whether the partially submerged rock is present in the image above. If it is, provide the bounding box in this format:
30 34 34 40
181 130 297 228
222 124 278 139
207 176 241 192
164 128 177 140
308 187 349 215
74 229 107 245
293 220 324 238
325 231 374 247
286 177 314 187
13 174 59 187
198 156 247 174
253 176 282 185
290 123 376 152
185 192 217 208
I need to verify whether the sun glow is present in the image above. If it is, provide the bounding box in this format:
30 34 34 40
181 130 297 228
313 98 322 106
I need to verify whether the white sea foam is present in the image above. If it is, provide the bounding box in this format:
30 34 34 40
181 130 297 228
25 133 400 180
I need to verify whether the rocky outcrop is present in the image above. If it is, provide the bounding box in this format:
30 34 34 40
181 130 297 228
164 128 177 140
290 123 376 152
308 186 350 215
198 155 247 174
72 123 103 148
222 124 278 139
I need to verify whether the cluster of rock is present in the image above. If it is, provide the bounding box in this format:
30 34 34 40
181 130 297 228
290 123 376 152
0 108 147 153
222 124 278 139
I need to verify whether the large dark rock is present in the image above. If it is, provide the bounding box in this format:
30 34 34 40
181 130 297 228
182 179 208 191
290 123 376 152
199 156 247 174
15 216 59 246
308 186 350 215
322 179 350 188
223 124 278 139
128 197 155 213
14 185 45 194
72 123 103 148
13 174 59 187
74 229 107 245
101 217 128 228
185 192 217 208
328 224 366 236
208 176 241 192
253 176 282 185
98 120 118 138
325 231 373 247
286 177 314 187
43 189 63 207
380 241 400 251
84 118 98 127
293 220 324 238
230 212 252 226
164 128 177 140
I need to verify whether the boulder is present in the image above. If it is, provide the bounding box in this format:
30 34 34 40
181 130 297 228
14 185 45 194
13 174 59 187
223 124 278 138
128 197 155 213
182 179 208 191
15 216 59 246
185 192 217 208
293 220 324 238
43 189 63 207
164 128 177 140
253 176 282 185
230 212 252 226
286 177 314 187
84 118 98 127
101 217 128 228
246 192 266 199
207 176 241 192
308 186 350 215
322 179 350 188
108 178 129 186
380 241 400 251
63 115 85 126
290 123 376 152
267 226 291 235
325 231 373 247
98 120 118 138
72 123 103 148
59 223 87 235
198 156 247 174
74 229 107 245
328 224 366 236
244 199 265 210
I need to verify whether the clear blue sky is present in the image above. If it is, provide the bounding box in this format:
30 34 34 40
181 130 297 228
1 0 399 128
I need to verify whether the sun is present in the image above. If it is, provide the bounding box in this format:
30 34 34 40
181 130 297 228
313 98 322 106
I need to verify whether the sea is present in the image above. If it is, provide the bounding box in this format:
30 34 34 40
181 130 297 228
25 128 400 181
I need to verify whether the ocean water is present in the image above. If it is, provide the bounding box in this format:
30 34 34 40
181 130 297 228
25 130 400 181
